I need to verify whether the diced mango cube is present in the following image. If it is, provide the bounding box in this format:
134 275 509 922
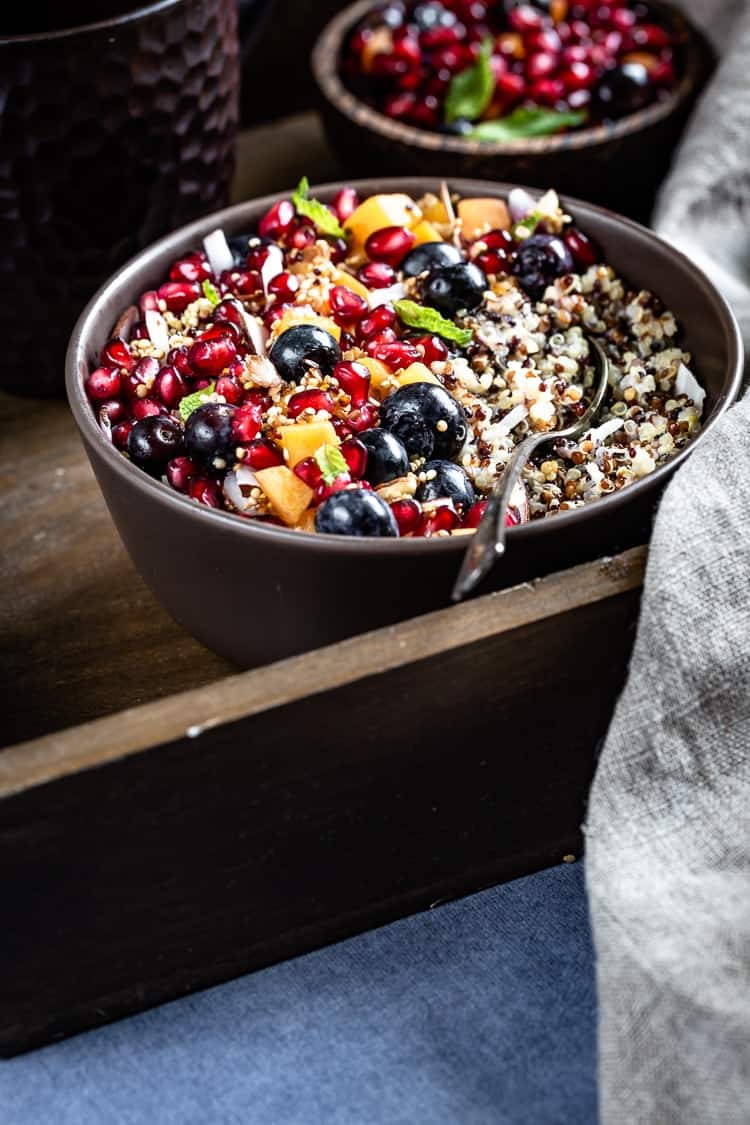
397 362 440 387
410 220 443 245
344 194 422 251
419 195 450 224
330 269 370 300
279 420 339 467
357 356 394 397
295 508 317 534
273 308 341 342
457 197 511 240
255 466 313 526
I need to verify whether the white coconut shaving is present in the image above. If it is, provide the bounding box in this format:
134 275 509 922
368 283 407 308
223 465 259 512
144 309 170 355
508 188 537 222
202 229 234 276
675 362 706 411
245 354 281 388
588 417 625 445
494 403 529 436
260 244 284 294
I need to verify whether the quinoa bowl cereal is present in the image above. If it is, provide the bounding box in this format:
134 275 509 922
82 177 707 540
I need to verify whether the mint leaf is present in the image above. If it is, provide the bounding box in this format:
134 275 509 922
292 177 347 240
202 279 220 307
179 382 215 422
314 443 348 485
394 299 474 347
445 38 495 125
469 106 587 142
512 209 543 239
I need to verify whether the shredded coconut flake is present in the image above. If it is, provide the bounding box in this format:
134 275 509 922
203 228 234 276
144 309 169 354
675 362 706 410
368 283 406 308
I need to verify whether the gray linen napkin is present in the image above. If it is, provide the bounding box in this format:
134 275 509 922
585 3 750 1122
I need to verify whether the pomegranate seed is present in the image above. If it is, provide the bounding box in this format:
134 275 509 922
244 389 272 411
530 77 565 104
358 304 396 340
245 241 274 271
214 298 245 331
166 456 199 493
99 338 136 371
570 20 592 43
286 221 317 251
562 44 589 64
650 59 675 85
197 323 240 345
340 437 368 479
462 500 488 529
412 334 448 364
188 478 223 508
139 290 159 315
167 346 194 377
563 227 599 269
287 389 336 418
420 506 460 536
508 5 544 33
366 226 420 267
332 187 359 222
528 28 562 54
407 95 440 128
169 253 211 283
331 417 353 441
393 31 421 65
268 271 300 303
157 281 201 312
372 340 422 371
421 24 463 50
333 360 371 408
264 303 293 330
112 421 132 450
364 328 398 355
561 61 595 90
154 366 188 409
345 403 380 433
611 8 637 32
527 52 559 81
384 91 416 120
568 88 592 110
244 438 283 470
131 397 166 421
495 71 527 100
506 507 520 527
329 285 368 322
475 248 511 274
188 336 237 376
215 374 244 405
391 498 422 535
258 198 295 239
358 261 396 289
221 269 262 298
294 457 323 489
232 402 263 443
99 399 126 424
314 474 354 505
122 356 159 399
328 237 348 264
86 366 121 400
131 323 150 340
631 23 671 50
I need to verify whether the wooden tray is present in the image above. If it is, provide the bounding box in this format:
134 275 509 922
0 379 645 1055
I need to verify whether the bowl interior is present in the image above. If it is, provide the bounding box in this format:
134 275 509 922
68 178 743 552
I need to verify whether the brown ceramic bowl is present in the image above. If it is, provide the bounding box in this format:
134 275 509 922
312 0 713 219
66 178 743 668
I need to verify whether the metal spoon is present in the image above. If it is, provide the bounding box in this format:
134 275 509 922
452 335 610 602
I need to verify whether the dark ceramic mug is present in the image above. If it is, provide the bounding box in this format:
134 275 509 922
1 0 240 397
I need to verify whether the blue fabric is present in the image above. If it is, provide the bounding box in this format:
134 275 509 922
2 863 596 1125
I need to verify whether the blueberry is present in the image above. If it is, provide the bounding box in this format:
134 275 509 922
442 118 474 136
400 241 464 278
380 382 468 460
512 233 574 301
415 460 475 513
593 62 654 120
268 324 341 383
128 415 183 477
185 402 237 472
358 428 410 486
315 489 399 537
226 233 253 266
414 2 455 31
421 261 487 317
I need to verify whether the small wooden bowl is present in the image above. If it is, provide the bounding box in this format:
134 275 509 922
312 0 713 219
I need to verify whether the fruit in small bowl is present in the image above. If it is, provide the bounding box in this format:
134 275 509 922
66 178 742 667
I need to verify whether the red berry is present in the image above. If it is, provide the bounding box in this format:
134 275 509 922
86 366 121 400
259 199 295 239
364 225 416 267
333 360 371 408
390 498 422 535
232 402 263 444
98 399 126 425
112 421 132 450
215 374 244 405
188 478 223 508
166 456 200 493
358 261 396 289
244 438 283 470
122 356 159 399
167 346 194 377
131 397 166 421
329 285 368 322
287 389 336 419
99 338 136 372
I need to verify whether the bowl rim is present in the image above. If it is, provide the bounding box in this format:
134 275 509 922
311 0 705 158
66 176 745 558
0 0 182 46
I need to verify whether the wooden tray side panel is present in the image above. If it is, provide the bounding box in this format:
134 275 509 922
0 590 639 1055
